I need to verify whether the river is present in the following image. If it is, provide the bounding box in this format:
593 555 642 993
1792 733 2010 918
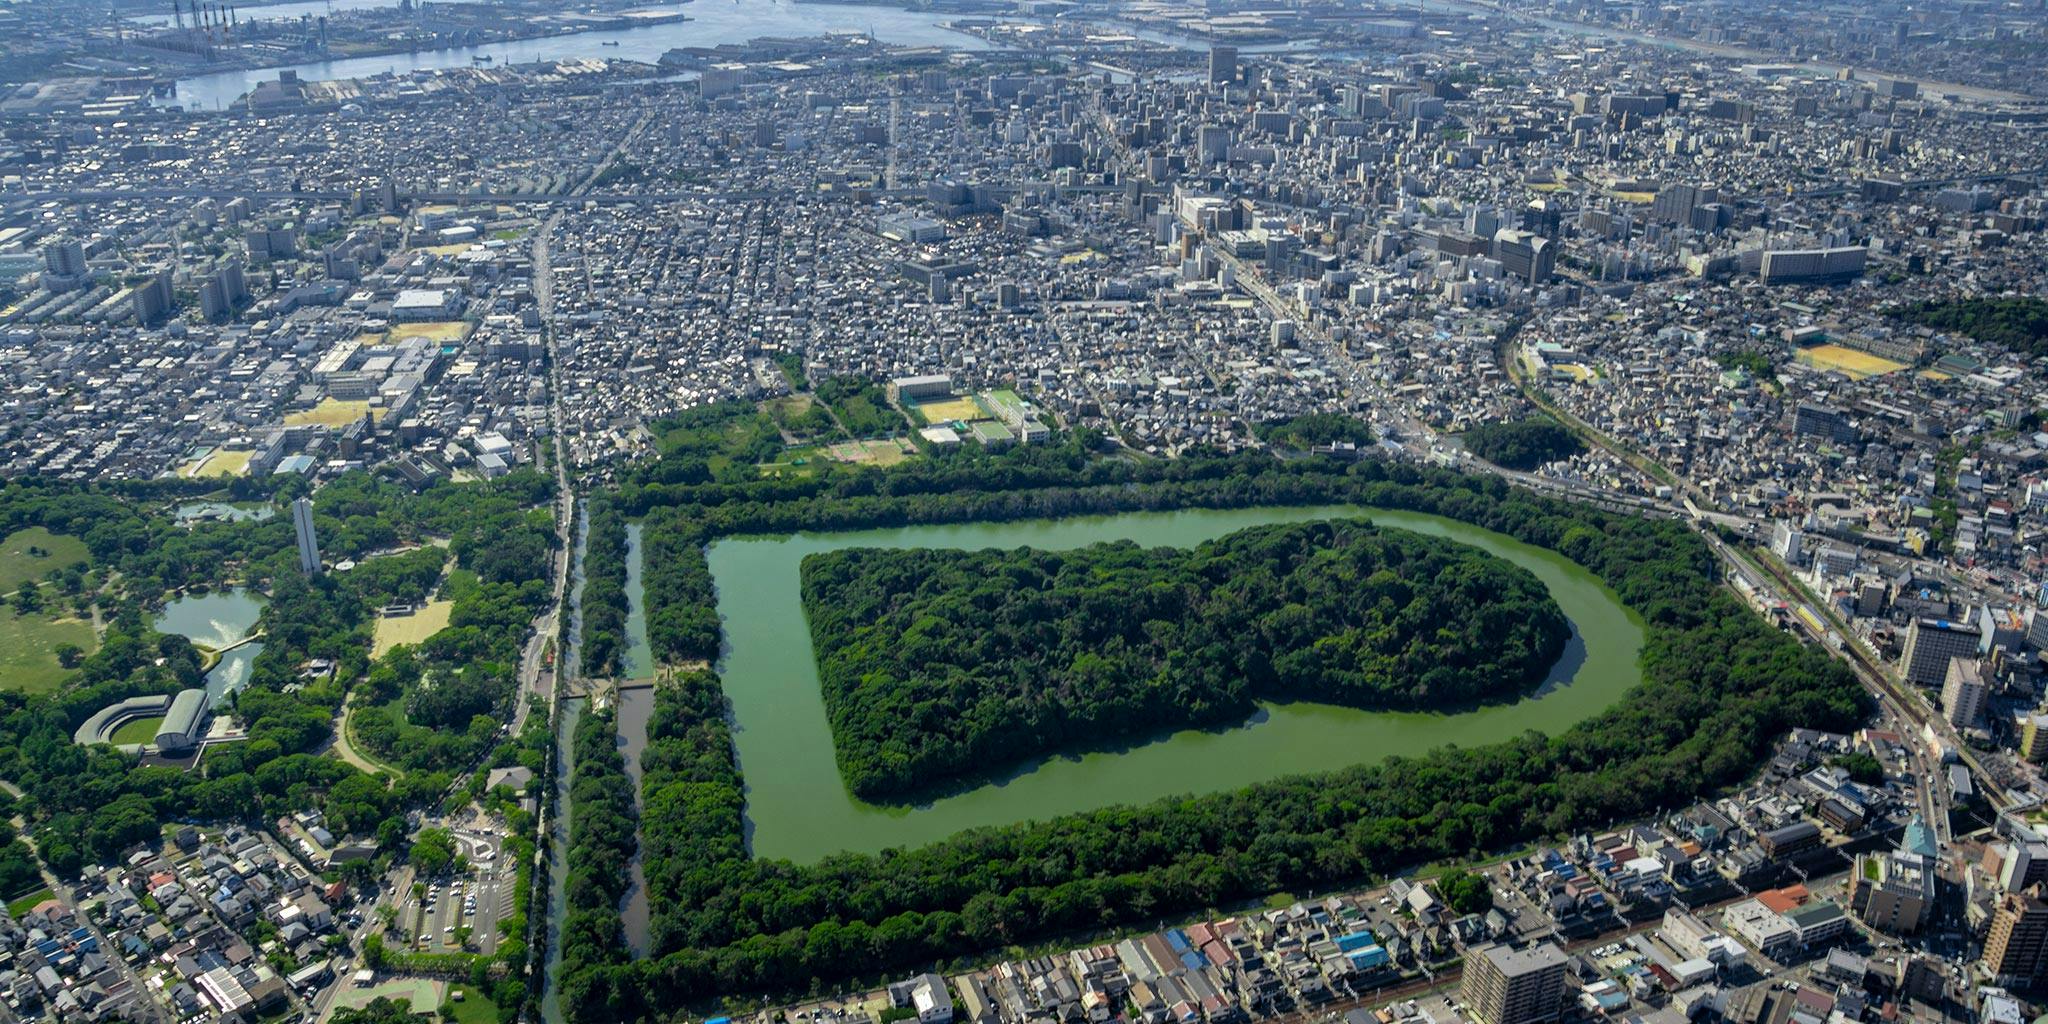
705 505 1646 864
153 588 267 698
166 0 993 111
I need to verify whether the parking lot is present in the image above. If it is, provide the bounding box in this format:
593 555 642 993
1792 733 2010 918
399 831 513 953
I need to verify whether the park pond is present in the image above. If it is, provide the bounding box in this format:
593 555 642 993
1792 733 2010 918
152 588 266 698
704 504 1648 864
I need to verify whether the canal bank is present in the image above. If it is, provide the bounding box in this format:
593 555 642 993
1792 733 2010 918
705 505 1647 864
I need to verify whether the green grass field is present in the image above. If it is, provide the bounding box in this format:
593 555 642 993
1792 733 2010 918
0 610 95 694
0 527 88 591
6 888 52 919
110 716 165 746
442 987 499 1024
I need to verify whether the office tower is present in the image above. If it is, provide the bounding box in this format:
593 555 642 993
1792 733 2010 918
1198 125 1232 165
1491 230 1555 284
1941 658 1987 728
1208 45 1236 85
293 497 322 576
1901 617 1981 687
1985 886 2048 985
1463 943 1568 1024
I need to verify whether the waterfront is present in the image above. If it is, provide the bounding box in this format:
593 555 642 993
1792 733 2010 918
166 0 993 111
131 0 399 26
704 505 1646 864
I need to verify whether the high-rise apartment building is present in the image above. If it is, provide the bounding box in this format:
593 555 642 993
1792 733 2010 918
1463 943 1568 1024
1985 886 2048 985
293 497 322 576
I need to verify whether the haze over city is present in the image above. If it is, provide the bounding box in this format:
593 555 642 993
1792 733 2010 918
1 2 2047 1024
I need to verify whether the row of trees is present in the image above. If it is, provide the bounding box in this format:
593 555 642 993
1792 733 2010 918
561 671 745 1023
554 708 640 1023
801 519 1568 800
581 497 631 678
544 454 1865 1015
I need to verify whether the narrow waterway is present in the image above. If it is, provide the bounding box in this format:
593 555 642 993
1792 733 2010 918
613 686 654 958
537 502 589 1024
537 696 584 1024
609 522 657 955
620 524 653 679
704 505 1647 863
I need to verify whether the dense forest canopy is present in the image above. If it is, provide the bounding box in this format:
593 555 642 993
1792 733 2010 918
1253 413 1376 450
1458 419 1586 471
1888 296 2048 358
552 452 1866 1023
801 519 1570 800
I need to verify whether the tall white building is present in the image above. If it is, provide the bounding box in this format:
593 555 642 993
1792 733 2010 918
292 497 321 576
1941 657 1987 729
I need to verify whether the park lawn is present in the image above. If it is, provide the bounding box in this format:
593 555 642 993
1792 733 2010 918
6 889 52 920
442 988 498 1024
0 611 95 694
285 398 377 428
0 527 89 591
110 716 165 746
372 599 454 657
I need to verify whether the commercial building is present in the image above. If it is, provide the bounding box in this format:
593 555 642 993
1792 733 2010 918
1492 229 1555 284
1208 45 1236 84
1901 617 1981 688
1462 943 1567 1024
1849 819 1938 934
